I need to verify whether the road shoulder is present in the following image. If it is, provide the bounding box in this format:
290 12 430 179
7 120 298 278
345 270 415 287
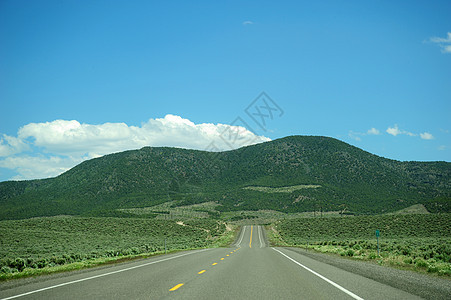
283 247 451 300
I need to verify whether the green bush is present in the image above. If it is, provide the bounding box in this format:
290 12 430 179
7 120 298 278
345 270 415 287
11 258 25 272
414 258 429 268
403 257 413 264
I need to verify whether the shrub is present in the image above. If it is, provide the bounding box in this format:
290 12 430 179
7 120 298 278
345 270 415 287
352 244 362 251
414 258 429 268
403 257 413 264
11 258 25 272
0 266 13 274
36 259 48 268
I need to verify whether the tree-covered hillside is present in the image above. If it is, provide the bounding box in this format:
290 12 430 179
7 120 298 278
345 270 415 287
0 136 450 220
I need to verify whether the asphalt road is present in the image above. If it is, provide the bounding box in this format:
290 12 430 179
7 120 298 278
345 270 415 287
0 225 428 299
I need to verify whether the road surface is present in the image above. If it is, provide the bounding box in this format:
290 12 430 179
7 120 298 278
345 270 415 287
0 225 427 299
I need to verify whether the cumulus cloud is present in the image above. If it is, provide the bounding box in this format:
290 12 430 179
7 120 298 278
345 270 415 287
0 135 29 157
0 115 270 180
16 115 269 157
0 155 83 181
243 20 254 25
18 120 140 158
386 125 402 136
386 125 437 140
348 127 381 141
367 128 380 135
420 132 434 140
429 32 451 53
386 124 416 137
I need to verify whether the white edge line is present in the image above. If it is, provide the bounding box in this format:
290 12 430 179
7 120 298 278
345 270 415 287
235 226 246 247
272 248 364 300
1 249 210 300
258 226 264 248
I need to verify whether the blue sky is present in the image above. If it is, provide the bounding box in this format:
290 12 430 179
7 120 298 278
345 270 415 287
1 0 450 181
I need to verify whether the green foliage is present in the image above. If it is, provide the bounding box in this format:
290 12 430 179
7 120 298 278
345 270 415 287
275 214 450 242
0 136 450 220
271 214 451 275
0 216 229 277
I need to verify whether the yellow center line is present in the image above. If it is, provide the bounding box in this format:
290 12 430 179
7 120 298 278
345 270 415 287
230 251 233 254
212 263 217 265
169 283 184 291
198 270 206 274
249 225 253 248
221 258 225 260
226 254 229 257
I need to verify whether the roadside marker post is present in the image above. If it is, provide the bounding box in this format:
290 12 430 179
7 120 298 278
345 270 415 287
375 230 380 256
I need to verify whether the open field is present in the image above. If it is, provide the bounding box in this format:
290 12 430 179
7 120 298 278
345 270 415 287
242 185 321 193
116 200 351 224
0 216 234 280
268 214 451 276
117 201 220 219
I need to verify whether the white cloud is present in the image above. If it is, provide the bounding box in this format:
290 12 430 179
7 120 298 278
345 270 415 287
243 21 254 25
438 145 446 151
0 135 29 157
386 125 438 141
367 128 380 135
348 127 381 141
429 32 451 53
386 124 416 137
430 32 451 43
0 155 82 181
0 115 271 180
386 125 402 136
420 132 434 140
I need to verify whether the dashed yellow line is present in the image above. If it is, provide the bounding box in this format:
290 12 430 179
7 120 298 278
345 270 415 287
170 248 243 292
249 225 253 248
169 283 184 291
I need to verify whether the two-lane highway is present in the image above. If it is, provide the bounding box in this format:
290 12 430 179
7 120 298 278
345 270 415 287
0 225 423 299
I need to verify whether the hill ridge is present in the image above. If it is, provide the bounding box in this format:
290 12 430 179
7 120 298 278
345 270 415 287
0 135 450 219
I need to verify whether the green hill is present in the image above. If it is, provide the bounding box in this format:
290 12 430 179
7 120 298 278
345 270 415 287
0 136 450 220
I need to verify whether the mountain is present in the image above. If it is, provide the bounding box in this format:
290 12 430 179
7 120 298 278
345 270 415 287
0 136 450 220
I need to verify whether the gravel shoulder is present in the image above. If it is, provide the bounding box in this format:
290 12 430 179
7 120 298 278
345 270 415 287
284 247 451 300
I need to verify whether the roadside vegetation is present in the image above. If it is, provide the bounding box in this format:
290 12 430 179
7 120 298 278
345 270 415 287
268 214 451 276
0 216 234 281
1 204 449 282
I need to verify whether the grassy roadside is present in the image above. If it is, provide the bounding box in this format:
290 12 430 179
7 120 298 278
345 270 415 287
0 218 237 282
211 223 238 248
0 249 185 281
1 224 237 282
266 214 451 277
